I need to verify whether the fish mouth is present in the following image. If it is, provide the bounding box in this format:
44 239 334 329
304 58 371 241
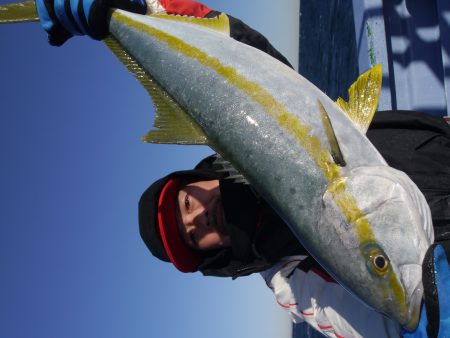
402 281 423 331
395 263 423 330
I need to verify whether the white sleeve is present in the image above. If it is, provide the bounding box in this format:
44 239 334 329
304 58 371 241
260 256 401 338
145 0 166 14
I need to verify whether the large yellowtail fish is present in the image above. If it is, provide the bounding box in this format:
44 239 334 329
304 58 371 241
0 2 434 330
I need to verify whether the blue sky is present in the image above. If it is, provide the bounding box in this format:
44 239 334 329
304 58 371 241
0 1 298 337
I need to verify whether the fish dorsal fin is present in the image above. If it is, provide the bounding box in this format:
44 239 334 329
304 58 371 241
336 64 382 134
0 1 39 24
318 100 346 167
151 12 230 35
103 35 208 145
213 154 250 185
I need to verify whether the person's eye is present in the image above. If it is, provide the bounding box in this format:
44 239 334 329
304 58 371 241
184 194 191 210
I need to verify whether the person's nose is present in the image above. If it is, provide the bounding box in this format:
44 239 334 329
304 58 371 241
186 204 208 229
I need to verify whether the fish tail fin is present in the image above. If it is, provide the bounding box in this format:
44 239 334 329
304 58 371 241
336 64 382 134
0 1 39 24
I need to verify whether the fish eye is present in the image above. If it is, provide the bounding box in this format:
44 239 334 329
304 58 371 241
361 243 391 276
372 254 389 272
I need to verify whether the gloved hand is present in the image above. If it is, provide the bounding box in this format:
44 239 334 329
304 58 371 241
35 0 147 46
403 242 450 338
35 0 213 46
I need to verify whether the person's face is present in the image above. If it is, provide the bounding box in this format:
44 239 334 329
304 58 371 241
177 180 230 250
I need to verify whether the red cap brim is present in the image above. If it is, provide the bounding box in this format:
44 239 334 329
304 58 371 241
157 178 202 272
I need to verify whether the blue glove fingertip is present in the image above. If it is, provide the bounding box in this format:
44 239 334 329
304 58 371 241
434 244 450 286
82 0 95 32
434 244 450 337
54 0 83 35
35 0 55 32
36 0 73 45
69 0 88 35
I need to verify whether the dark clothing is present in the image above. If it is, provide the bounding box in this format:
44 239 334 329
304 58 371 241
368 111 450 241
227 14 293 69
207 11 294 70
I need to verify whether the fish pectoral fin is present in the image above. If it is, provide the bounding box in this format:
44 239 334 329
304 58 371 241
103 36 208 145
336 64 382 134
151 12 230 36
0 1 39 24
318 100 346 167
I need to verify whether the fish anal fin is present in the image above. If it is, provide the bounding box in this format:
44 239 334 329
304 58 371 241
151 12 230 36
103 35 208 145
0 1 39 24
336 64 382 134
318 100 346 167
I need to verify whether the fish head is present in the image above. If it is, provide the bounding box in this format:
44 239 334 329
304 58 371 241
319 165 433 330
